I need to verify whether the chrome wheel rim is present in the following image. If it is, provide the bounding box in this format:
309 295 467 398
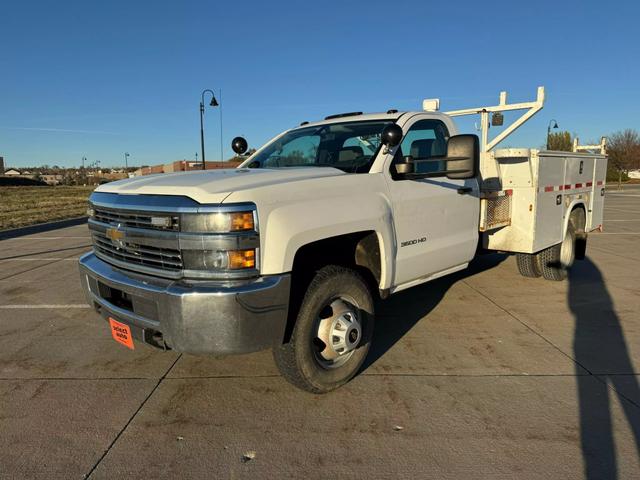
560 231 575 267
313 297 362 369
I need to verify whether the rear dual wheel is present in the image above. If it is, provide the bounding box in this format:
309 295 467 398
517 209 583 281
537 225 575 281
516 253 541 278
273 265 374 394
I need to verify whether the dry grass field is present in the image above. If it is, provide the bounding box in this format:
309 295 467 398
0 186 95 230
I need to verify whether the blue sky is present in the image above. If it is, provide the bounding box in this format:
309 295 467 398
1 0 638 168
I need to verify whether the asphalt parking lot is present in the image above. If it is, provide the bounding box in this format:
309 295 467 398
1 186 639 479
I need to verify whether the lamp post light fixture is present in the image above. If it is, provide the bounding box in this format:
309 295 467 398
546 119 559 149
199 89 220 170
124 152 130 170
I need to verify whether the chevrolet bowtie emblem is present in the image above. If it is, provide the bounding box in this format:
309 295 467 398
105 226 125 247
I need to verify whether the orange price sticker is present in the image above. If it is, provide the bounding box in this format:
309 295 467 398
109 317 135 350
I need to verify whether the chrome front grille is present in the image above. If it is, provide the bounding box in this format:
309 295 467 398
88 192 260 280
93 206 179 231
92 231 183 272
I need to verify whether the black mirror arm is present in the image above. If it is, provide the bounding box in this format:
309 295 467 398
396 169 469 181
410 155 470 163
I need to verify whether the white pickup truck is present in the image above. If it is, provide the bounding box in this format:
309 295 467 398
79 87 607 393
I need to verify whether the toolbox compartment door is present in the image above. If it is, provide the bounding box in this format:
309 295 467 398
588 157 607 231
531 154 566 252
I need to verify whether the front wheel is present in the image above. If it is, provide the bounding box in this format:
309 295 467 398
273 265 374 393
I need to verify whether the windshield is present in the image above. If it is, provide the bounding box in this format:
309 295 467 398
245 120 392 173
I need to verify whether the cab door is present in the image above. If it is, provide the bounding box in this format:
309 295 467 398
384 116 479 287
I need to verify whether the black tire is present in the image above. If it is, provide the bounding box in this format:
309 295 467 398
570 208 588 260
537 219 577 281
516 253 541 278
272 265 374 393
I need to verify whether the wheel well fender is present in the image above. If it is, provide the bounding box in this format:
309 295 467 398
282 231 385 344
564 201 587 234
259 196 395 288
566 202 587 260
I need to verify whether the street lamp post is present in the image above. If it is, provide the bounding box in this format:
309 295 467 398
199 89 220 170
124 152 130 170
546 119 559 149
219 89 224 162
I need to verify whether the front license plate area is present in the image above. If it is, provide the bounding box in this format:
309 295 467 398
109 317 135 349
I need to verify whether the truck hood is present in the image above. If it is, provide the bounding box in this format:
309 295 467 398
96 167 346 204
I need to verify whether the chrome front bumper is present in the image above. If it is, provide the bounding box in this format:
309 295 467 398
78 252 291 355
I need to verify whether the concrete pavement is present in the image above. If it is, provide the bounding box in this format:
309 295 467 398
0 191 639 479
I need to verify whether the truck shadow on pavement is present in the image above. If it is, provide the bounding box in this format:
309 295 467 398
363 252 507 370
569 258 640 479
362 254 640 478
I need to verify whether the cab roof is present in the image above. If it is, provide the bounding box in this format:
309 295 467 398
294 111 450 130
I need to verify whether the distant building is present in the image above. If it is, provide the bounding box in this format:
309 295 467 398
4 168 21 176
99 172 129 181
629 170 640 179
40 174 64 185
0 157 4 174
133 160 242 177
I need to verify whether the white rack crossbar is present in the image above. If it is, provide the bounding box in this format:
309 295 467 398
573 136 607 155
445 86 545 154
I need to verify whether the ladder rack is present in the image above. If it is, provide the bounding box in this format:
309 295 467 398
445 86 545 154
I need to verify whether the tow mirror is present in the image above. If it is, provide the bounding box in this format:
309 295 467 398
381 124 403 147
445 134 479 180
231 137 248 155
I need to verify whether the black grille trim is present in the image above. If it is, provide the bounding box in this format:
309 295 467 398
93 206 179 231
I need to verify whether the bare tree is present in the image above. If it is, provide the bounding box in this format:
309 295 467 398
607 129 640 188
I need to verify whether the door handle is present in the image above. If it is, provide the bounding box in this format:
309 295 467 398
457 187 473 195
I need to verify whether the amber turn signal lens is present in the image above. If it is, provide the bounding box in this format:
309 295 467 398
230 212 255 231
227 249 256 269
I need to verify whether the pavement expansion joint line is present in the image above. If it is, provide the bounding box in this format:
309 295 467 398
0 377 167 381
461 279 640 411
0 249 87 281
0 244 92 261
84 353 183 479
586 245 640 263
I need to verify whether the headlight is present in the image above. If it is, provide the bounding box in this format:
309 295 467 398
182 249 256 271
179 206 258 276
180 211 255 233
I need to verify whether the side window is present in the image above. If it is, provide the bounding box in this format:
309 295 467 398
263 135 320 167
337 135 380 163
395 119 449 174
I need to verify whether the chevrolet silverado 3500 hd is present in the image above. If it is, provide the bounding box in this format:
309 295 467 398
79 87 607 393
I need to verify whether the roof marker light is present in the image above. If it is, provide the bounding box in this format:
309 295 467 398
422 99 440 112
